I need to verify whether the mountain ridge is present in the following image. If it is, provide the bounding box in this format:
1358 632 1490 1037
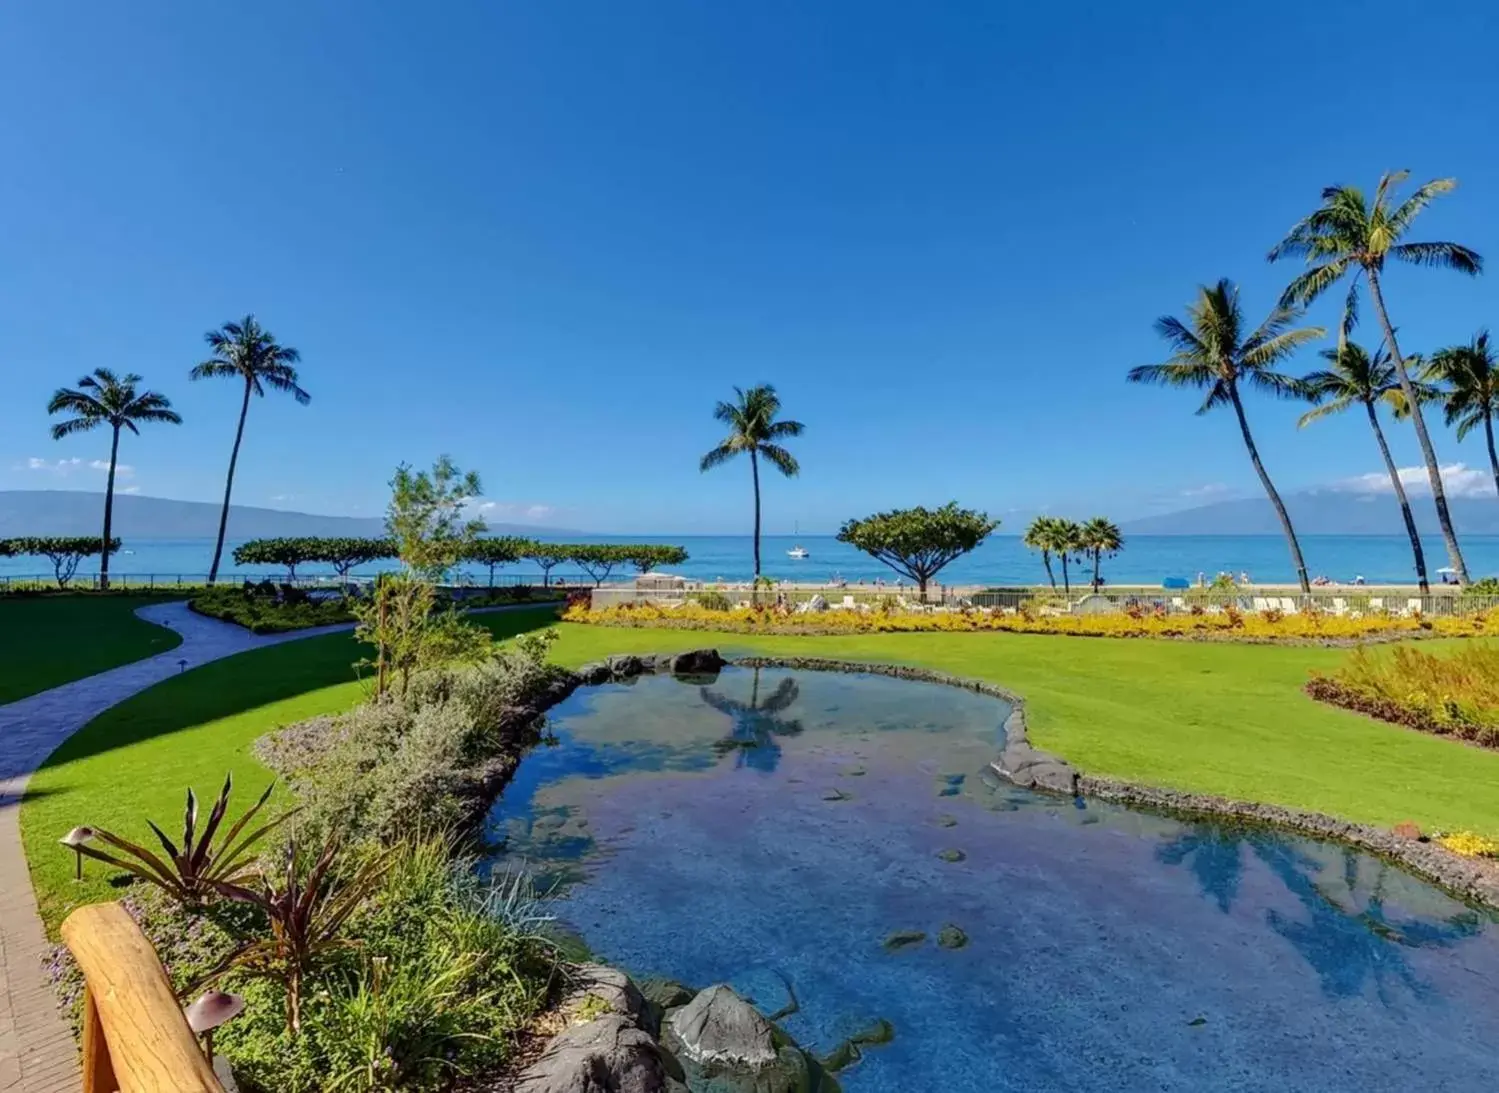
1122 489 1499 536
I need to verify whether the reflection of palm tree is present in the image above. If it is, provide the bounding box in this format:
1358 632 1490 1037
1156 828 1246 913
699 669 803 773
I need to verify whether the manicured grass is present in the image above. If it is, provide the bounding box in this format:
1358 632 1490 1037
20 607 559 932
23 614 1499 933
0 594 183 704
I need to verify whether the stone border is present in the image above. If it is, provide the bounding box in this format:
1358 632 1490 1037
653 652 1499 911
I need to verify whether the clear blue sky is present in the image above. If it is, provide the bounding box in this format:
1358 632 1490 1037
2 1 1495 534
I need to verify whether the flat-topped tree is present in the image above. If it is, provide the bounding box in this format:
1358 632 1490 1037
568 544 633 587
232 537 317 581
465 536 529 586
522 543 569 587
837 504 997 601
4 536 122 588
47 368 180 590
627 544 690 573
314 537 397 581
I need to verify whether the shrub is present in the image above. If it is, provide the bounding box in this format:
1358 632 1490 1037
1307 644 1499 745
190 586 355 633
693 590 733 612
1437 831 1499 858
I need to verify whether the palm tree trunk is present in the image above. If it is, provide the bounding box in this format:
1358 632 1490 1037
1092 548 1101 592
1366 268 1469 584
1228 384 1310 593
1485 410 1499 501
1060 554 1070 595
100 424 120 591
1041 552 1056 589
208 379 253 584
1364 399 1429 593
750 449 762 581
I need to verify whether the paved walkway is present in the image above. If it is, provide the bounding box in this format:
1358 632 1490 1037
0 601 545 1092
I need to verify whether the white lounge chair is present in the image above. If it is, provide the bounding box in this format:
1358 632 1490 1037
1171 597 1186 611
842 595 857 609
1279 597 1298 614
1252 597 1270 612
1331 598 1347 616
1369 597 1384 611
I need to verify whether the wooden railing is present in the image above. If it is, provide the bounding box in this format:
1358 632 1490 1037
60 902 224 1093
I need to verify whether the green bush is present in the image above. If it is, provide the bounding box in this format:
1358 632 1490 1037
693 590 733 611
189 585 356 633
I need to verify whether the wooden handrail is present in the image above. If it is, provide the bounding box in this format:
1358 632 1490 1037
60 902 224 1093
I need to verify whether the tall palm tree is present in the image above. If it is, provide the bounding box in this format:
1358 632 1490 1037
1078 517 1123 592
1426 331 1499 501
1128 279 1323 593
1269 172 1483 584
47 369 181 589
1299 340 1437 591
1022 516 1061 588
1052 518 1084 596
191 316 309 583
699 385 804 579
699 669 803 774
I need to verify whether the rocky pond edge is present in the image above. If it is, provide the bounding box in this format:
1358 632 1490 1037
562 650 1499 910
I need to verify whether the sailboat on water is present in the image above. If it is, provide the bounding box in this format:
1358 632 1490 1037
787 522 809 560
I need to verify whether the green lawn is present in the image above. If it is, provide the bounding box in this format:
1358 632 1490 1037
23 613 1499 933
0 594 184 704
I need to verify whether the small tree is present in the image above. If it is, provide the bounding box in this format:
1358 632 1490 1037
5 536 123 588
836 505 997 600
232 537 318 581
522 543 570 587
387 456 485 580
626 544 690 573
313 537 397 581
568 544 633 587
465 536 530 586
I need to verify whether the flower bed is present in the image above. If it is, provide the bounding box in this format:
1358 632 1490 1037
564 600 1497 643
1306 644 1499 746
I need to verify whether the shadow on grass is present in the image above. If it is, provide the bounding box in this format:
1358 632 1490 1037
28 607 558 775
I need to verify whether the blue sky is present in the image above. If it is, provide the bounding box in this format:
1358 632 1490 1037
2 1 1496 534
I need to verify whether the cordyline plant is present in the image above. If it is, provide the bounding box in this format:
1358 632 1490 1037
73 774 289 905
205 838 392 1033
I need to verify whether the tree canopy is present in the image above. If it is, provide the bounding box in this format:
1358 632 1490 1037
836 504 997 596
232 537 397 580
1 536 122 588
386 456 485 580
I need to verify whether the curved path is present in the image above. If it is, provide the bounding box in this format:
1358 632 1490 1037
0 601 544 1092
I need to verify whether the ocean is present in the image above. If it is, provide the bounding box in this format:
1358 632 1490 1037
4 534 1498 587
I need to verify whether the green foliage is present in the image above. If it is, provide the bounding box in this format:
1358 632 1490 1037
352 574 493 697
231 538 398 580
625 544 690 573
1077 517 1124 592
566 543 633 586
836 504 997 594
464 536 530 583
521 542 570 586
1426 331 1499 445
700 384 805 577
386 456 485 580
0 536 123 588
694 590 733 611
190 585 355 634
1311 644 1499 744
72 773 288 905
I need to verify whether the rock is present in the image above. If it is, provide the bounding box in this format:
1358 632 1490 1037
995 745 1078 794
576 661 611 685
934 814 958 828
565 963 651 1033
937 924 969 950
821 788 851 802
663 985 778 1069
646 653 678 673
670 649 726 675
515 1013 669 1093
1393 820 1423 840
607 654 645 678
639 977 695 1012
821 1017 896 1072
936 848 966 863
881 930 926 951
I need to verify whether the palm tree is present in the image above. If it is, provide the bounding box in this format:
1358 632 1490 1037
191 316 309 583
1078 517 1123 592
47 369 181 589
1269 172 1483 584
1053 518 1084 596
1299 340 1437 591
1022 516 1061 588
1128 279 1323 593
699 385 804 579
698 669 803 774
1426 331 1499 501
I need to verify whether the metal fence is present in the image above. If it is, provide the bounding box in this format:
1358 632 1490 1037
590 583 1499 618
0 570 595 593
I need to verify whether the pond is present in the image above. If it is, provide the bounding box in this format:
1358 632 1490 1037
484 666 1499 1093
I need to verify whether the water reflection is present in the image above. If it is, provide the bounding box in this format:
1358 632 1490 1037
699 668 804 773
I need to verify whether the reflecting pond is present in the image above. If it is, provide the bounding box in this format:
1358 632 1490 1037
484 666 1499 1093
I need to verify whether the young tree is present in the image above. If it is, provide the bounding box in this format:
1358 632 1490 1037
1077 518 1123 592
1127 279 1323 593
192 317 309 584
836 504 997 600
567 544 632 587
232 537 317 581
626 544 690 573
386 456 485 580
6 536 122 588
46 369 180 589
1022 516 1063 589
1299 340 1438 591
465 536 529 586
1426 331 1499 501
699 385 805 579
313 537 398 581
1270 172 1482 584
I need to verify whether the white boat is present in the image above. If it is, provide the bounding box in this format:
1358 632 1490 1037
787 546 809 560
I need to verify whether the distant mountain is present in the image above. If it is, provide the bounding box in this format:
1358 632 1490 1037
1122 489 1499 536
0 491 570 539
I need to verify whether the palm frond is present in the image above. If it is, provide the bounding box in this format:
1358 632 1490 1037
1242 325 1326 369
699 444 740 472
765 418 804 439
48 417 102 439
758 444 800 478
1388 241 1483 274
1384 177 1455 236
1277 259 1351 308
1297 396 1358 428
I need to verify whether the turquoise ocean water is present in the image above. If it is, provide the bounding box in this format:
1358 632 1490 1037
4 534 1499 586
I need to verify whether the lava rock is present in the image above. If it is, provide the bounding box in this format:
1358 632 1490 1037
576 661 611 685
881 930 926 951
936 848 966 863
606 654 645 678
664 985 778 1069
514 1013 669 1093
565 963 652 1033
670 648 726 676
639 977 696 1012
937 924 969 950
